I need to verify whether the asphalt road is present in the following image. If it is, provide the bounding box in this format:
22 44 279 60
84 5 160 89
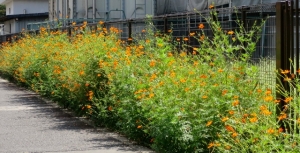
0 77 154 153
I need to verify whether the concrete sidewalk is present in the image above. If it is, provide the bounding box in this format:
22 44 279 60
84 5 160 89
0 77 154 153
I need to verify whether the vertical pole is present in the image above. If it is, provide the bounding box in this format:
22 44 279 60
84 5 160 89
93 0 96 20
296 0 299 71
164 17 168 34
284 1 291 72
57 0 59 19
86 0 88 19
128 20 132 44
276 1 286 129
290 0 294 74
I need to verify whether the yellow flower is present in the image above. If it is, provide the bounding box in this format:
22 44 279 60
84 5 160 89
202 95 208 99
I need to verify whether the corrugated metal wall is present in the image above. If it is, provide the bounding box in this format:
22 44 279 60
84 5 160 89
48 0 156 21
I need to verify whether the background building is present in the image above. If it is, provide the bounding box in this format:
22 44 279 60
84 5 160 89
0 0 48 34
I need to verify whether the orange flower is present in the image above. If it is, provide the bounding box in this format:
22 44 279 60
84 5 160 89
209 4 214 9
86 105 92 109
206 120 213 126
207 142 220 149
232 100 239 106
141 29 146 33
267 128 275 134
149 60 156 67
229 110 234 115
278 127 284 133
281 70 290 74
284 97 293 103
198 23 205 29
284 77 291 82
264 96 273 102
200 74 207 79
137 125 142 129
228 30 234 35
108 106 112 111
176 38 181 42
200 35 205 41
265 89 272 95
274 99 280 103
249 117 258 123
278 113 287 120
202 95 208 99
99 21 104 25
183 37 189 41
149 93 154 98
232 132 238 138
225 125 235 132
225 145 231 150
222 90 228 96
190 32 195 36
207 142 214 149
222 117 229 122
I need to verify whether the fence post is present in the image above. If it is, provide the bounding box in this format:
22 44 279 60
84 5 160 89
128 20 132 44
276 1 290 132
276 0 284 125
164 17 168 34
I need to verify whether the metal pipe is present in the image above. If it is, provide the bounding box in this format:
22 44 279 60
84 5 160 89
93 0 95 20
86 0 88 19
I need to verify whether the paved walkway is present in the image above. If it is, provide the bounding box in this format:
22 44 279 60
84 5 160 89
0 77 154 153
